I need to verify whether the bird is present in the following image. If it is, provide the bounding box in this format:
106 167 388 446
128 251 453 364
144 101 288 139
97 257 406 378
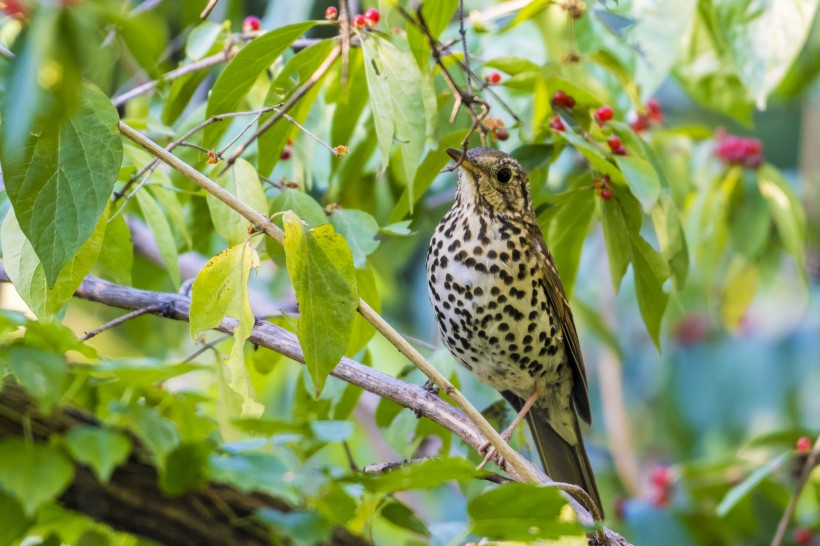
426 146 603 516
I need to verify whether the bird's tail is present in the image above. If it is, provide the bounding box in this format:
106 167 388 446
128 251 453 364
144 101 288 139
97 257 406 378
502 392 604 518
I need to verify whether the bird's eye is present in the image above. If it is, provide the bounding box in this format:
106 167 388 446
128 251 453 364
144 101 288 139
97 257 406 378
497 168 512 184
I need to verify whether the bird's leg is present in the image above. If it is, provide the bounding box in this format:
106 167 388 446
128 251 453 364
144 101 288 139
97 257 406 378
477 388 540 471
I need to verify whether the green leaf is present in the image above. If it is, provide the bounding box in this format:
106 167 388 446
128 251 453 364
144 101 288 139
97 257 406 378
407 0 458 65
628 230 670 348
344 458 481 493
0 83 121 286
190 242 264 417
0 206 107 321
674 4 753 123
208 452 294 501
543 185 595 299
185 21 224 61
381 499 431 537
160 441 214 495
483 56 541 76
717 0 818 107
3 346 66 415
95 212 133 286
208 159 268 245
0 492 30 546
716 452 789 517
135 188 181 287
627 0 698 96
128 406 179 469
729 172 770 258
758 165 806 271
650 193 690 288
0 438 74 516
616 155 661 211
720 257 758 331
467 483 582 540
328 209 380 269
204 22 315 147
557 129 624 184
347 265 379 356
361 34 427 205
64 427 132 483
600 199 631 291
310 420 353 442
390 130 469 222
283 213 358 397
270 189 328 227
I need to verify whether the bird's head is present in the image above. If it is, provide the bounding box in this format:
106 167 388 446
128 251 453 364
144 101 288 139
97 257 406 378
445 147 533 217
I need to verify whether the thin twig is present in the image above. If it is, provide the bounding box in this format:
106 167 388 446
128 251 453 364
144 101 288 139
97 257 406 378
182 333 233 363
220 46 342 174
0 44 13 62
771 435 820 546
458 0 472 97
81 306 161 341
112 50 233 107
199 0 219 19
339 0 351 85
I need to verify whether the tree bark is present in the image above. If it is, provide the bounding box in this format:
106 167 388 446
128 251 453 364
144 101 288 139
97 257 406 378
0 383 369 546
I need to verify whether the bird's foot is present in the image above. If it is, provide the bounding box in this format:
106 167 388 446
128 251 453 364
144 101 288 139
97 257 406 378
476 428 514 471
422 379 439 397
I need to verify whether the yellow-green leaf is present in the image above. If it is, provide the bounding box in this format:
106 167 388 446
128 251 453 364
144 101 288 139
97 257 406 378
190 242 263 417
208 159 267 246
283 212 358 397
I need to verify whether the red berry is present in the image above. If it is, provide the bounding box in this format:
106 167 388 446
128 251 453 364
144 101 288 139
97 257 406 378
550 116 565 132
242 15 261 32
553 90 575 108
596 105 614 123
793 528 813 546
280 149 292 161
486 71 502 85
325 6 338 20
606 135 621 150
353 13 366 28
797 436 812 453
495 128 510 141
599 188 613 201
650 466 671 488
629 113 650 133
647 98 663 124
2 0 28 18
613 145 628 156
364 7 380 25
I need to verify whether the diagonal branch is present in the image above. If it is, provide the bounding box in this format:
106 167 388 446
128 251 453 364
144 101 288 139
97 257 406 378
771 435 820 546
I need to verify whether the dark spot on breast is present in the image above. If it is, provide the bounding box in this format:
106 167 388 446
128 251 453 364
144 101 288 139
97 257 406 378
491 287 500 296
547 345 558 355
473 246 483 256
488 250 498 259
498 322 509 331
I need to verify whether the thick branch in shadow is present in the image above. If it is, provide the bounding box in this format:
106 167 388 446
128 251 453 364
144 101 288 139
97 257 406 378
0 383 368 546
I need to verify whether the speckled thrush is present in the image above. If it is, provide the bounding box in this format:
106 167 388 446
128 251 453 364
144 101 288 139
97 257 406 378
426 147 603 515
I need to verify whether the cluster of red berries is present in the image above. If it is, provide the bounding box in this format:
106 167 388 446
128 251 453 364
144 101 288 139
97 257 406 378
325 5 380 29
484 71 502 85
649 465 672 508
242 15 261 32
715 128 764 169
549 91 574 132
593 175 612 201
629 98 663 133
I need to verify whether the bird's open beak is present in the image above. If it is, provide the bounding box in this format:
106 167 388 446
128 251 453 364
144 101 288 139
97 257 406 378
443 147 479 174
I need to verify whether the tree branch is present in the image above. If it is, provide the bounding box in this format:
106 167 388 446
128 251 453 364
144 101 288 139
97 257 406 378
771 435 820 546
0 382 369 546
0 264 631 545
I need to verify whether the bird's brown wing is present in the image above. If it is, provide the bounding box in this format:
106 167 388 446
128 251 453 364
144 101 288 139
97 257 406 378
530 225 591 424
